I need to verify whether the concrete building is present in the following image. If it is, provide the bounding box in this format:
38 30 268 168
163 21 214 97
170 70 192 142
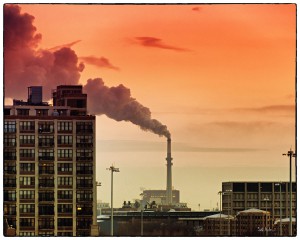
222 181 296 220
4 85 97 236
273 217 296 236
236 208 271 236
202 213 235 236
142 189 180 205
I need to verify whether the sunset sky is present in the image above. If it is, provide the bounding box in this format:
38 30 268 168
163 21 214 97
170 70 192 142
4 3 296 210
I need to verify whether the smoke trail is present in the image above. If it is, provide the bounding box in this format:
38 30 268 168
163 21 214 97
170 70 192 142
4 4 171 138
84 78 171 138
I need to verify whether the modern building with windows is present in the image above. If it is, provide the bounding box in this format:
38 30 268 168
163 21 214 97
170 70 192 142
4 86 98 236
221 182 296 221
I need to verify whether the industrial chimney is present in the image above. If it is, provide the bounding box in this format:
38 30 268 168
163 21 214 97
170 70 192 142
166 138 173 205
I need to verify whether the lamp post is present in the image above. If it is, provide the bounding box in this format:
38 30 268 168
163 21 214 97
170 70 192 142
275 183 282 236
263 197 269 236
107 165 120 236
283 149 296 236
96 181 102 216
225 190 232 236
218 191 222 236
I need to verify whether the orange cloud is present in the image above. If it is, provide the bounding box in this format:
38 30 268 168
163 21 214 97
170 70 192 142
134 37 190 52
47 40 81 52
192 7 202 12
80 56 120 70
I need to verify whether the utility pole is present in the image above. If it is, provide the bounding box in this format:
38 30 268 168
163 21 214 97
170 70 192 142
107 165 120 236
283 149 296 236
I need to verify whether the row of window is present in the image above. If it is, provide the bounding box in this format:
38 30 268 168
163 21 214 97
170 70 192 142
5 163 93 174
5 135 93 146
4 190 94 201
4 121 93 133
5 149 93 160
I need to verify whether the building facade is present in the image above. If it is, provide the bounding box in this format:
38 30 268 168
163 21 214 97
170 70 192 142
4 86 97 236
142 189 180 205
222 182 296 220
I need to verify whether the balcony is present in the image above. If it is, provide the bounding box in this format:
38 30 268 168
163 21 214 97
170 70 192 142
38 128 54 134
76 129 93 134
4 155 16 161
76 210 93 216
39 170 55 175
4 183 16 188
76 143 93 148
76 157 93 161
38 142 54 148
38 225 54 230
76 170 93 175
39 183 54 188
20 127 35 133
76 183 93 188
39 156 54 161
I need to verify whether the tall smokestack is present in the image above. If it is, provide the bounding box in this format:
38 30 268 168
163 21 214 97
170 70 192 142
166 137 173 205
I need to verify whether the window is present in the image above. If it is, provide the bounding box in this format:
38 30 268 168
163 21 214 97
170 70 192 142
20 218 35 227
38 218 54 229
58 204 73 213
39 149 54 161
76 204 93 216
20 135 35 145
20 149 35 158
38 122 54 133
39 191 54 201
36 109 48 116
19 204 35 213
4 135 16 147
39 163 54 174
4 108 11 116
20 121 35 132
39 177 54 188
58 190 73 200
4 204 16 215
19 232 35 236
20 177 35 187
76 217 92 228
76 135 93 147
4 177 16 187
76 149 93 161
57 163 73 173
57 149 73 159
39 205 54 215
4 162 16 174
4 121 16 133
58 135 73 145
58 177 73 186
20 163 35 173
76 122 93 133
20 190 35 200
77 163 93 174
4 149 16 160
17 109 30 116
77 177 93 188
58 121 72 132
58 218 72 227
38 136 54 147
77 191 93 201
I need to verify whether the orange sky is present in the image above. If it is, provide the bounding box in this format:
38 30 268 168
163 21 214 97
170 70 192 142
8 3 296 210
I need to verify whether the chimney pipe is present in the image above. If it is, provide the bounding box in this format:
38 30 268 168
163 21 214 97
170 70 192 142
166 137 173 205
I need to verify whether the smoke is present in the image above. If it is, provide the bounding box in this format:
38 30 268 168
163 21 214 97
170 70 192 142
84 78 170 138
4 4 83 100
4 4 171 138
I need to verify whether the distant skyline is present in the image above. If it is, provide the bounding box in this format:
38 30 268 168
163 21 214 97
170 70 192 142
4 3 296 210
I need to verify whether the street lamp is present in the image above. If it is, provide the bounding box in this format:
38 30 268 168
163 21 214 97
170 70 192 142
263 197 269 236
283 149 296 236
107 165 120 236
218 191 222 236
275 183 282 236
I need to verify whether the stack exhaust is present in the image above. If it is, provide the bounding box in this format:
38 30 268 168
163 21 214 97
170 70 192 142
166 137 173 205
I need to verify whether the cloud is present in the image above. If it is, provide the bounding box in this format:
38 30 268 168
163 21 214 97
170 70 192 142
4 4 84 100
134 37 190 52
80 56 120 70
47 40 81 52
233 105 295 113
208 121 276 130
192 7 202 12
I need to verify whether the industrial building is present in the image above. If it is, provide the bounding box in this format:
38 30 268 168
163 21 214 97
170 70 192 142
221 181 296 220
142 189 180 205
4 86 98 236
